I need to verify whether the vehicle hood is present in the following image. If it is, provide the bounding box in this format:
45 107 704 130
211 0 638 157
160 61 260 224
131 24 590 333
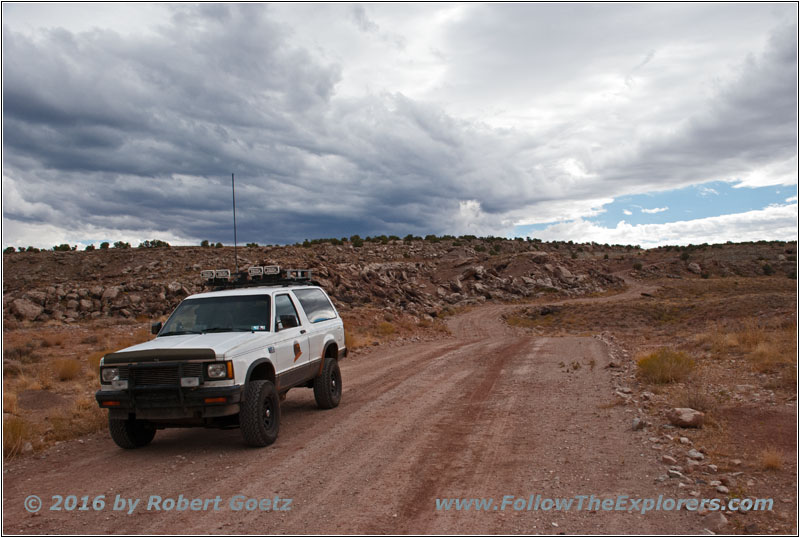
109 332 269 361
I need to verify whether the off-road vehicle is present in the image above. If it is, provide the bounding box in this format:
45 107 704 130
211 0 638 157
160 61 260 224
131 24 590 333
95 266 346 448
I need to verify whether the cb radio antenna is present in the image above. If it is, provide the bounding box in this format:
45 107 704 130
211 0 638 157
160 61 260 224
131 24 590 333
231 172 239 274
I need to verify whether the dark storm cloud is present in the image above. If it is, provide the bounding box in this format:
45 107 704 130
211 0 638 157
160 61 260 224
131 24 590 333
2 3 797 248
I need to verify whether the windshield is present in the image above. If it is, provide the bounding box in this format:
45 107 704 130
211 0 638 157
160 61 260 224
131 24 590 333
159 295 271 336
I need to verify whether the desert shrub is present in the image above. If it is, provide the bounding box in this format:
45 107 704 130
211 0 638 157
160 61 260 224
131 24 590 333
4 343 40 363
4 246 15 254
673 385 716 413
633 262 643 271
99 242 109 249
3 417 28 457
376 322 396 336
200 240 210 247
762 264 774 275
113 241 131 249
53 243 72 251
636 348 695 384
54 358 82 381
680 252 690 261
3 392 18 414
214 242 223 248
84 244 95 251
760 447 783 470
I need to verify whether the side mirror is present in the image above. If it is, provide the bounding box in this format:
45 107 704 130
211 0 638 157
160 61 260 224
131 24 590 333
151 321 163 335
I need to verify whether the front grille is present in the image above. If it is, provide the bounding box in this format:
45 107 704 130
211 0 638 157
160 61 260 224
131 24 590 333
121 363 204 387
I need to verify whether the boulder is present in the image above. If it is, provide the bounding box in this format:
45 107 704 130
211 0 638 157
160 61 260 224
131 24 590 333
101 286 121 302
667 408 705 428
687 263 702 274
11 298 43 321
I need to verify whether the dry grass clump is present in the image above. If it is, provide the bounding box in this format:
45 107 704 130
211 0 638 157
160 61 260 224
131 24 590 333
673 384 717 413
3 391 18 414
40 334 64 348
344 326 371 351
636 348 695 384
48 398 106 442
4 417 28 457
53 358 82 381
760 447 784 470
376 322 396 336
4 342 40 363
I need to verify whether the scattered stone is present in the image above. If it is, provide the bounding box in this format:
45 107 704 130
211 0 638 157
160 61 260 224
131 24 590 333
10 298 43 321
21 442 33 454
662 455 678 465
716 485 729 494
688 449 705 461
705 511 728 533
707 464 718 473
632 417 646 431
680 437 691 445
668 469 685 479
667 408 705 428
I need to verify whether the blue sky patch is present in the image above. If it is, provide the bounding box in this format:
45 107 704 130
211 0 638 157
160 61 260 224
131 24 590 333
514 181 797 237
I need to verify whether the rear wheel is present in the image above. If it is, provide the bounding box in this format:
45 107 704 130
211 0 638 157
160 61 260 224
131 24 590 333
108 417 156 449
240 380 280 447
314 357 342 409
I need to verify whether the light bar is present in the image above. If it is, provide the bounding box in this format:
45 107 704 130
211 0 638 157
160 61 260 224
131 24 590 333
286 269 312 280
248 266 264 277
215 269 231 279
200 269 216 280
263 265 281 275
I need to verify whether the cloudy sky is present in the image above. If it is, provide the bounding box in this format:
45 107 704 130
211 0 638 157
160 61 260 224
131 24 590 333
2 3 797 249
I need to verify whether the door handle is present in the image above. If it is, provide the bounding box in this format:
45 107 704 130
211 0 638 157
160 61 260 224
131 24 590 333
300 329 306 334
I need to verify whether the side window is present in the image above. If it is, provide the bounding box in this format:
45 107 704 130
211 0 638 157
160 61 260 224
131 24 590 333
274 294 300 331
293 288 336 323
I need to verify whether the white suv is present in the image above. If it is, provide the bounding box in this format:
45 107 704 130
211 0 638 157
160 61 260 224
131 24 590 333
95 267 346 448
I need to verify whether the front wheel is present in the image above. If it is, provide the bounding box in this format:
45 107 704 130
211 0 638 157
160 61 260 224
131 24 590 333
313 357 342 409
240 380 280 447
108 417 156 449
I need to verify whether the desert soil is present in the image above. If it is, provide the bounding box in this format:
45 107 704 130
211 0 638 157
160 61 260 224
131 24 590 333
2 280 739 535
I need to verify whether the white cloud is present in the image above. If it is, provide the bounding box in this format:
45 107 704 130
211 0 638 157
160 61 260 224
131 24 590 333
532 203 797 247
623 209 633 215
641 207 669 214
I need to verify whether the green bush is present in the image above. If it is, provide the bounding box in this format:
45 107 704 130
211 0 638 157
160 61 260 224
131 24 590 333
637 349 695 384
99 242 109 250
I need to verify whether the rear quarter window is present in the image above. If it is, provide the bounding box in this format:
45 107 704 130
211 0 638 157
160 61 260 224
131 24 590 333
293 288 337 323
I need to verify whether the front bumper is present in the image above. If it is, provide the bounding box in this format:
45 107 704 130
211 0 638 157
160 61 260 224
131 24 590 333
95 384 243 420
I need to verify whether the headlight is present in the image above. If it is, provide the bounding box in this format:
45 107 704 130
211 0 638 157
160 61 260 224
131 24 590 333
207 363 229 379
101 367 120 383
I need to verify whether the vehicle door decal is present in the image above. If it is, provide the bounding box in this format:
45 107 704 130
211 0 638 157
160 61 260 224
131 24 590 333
293 341 302 362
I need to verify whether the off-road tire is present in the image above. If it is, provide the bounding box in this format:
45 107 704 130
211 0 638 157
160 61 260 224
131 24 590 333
313 357 342 409
108 417 156 449
240 380 280 447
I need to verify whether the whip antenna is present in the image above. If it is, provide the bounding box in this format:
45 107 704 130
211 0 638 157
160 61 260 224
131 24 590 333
232 172 239 274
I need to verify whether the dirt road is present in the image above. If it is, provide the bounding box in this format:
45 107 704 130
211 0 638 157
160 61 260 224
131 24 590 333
4 284 704 534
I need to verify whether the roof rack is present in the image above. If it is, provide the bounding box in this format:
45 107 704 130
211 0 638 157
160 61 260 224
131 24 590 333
200 265 320 290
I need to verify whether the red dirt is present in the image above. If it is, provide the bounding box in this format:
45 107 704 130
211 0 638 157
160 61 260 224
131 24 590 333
3 290 717 534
